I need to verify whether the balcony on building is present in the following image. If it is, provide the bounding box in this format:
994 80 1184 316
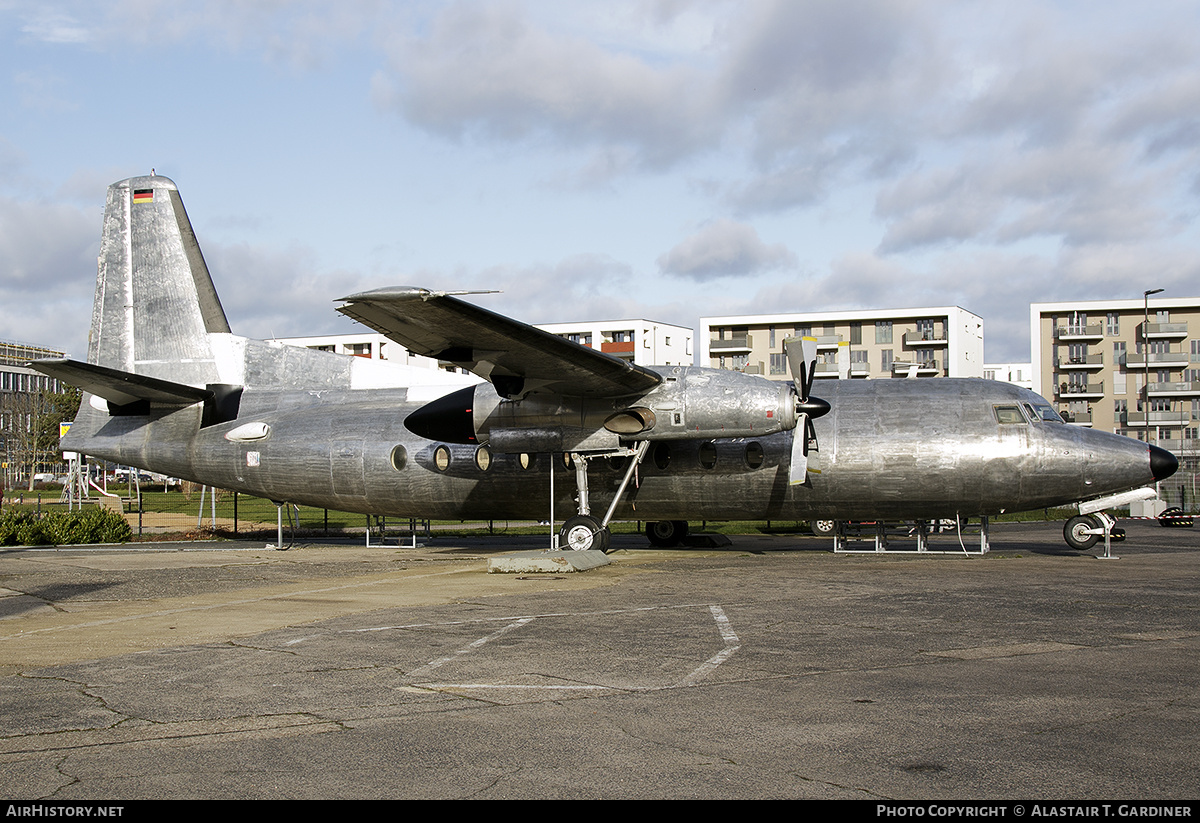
814 334 842 350
1060 410 1093 426
1125 350 1190 368
848 361 870 378
601 340 636 359
890 359 940 376
1141 321 1189 339
1054 323 1104 341
709 334 752 354
1054 353 1104 370
1123 410 1190 426
903 329 948 347
1055 381 1104 400
814 362 840 378
1147 380 1200 397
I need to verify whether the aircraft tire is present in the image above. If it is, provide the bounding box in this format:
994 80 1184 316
811 519 838 537
646 519 688 548
560 515 609 552
1063 515 1100 551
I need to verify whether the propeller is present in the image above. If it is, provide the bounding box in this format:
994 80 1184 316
783 336 831 485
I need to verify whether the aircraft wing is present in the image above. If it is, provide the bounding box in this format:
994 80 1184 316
337 287 663 399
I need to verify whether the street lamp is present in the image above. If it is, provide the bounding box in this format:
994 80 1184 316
1144 288 1164 446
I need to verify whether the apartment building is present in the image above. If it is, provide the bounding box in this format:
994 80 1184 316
699 307 985 381
535 320 692 367
1 340 67 486
1030 297 1200 454
983 363 1034 390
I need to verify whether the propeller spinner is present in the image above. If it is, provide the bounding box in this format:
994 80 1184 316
783 336 831 485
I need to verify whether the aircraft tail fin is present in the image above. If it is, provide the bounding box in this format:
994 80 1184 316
89 175 230 387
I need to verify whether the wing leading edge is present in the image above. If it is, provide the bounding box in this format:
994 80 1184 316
337 287 663 399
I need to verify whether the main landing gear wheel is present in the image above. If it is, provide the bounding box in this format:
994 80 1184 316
646 519 689 548
1063 514 1100 550
811 519 837 537
560 515 610 553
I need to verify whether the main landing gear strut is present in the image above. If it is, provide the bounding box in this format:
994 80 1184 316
558 441 650 552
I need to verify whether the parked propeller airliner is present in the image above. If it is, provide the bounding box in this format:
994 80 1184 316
33 176 1178 551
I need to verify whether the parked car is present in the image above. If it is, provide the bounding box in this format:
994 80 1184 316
1157 507 1195 527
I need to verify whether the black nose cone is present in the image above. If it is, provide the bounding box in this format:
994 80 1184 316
1150 445 1178 481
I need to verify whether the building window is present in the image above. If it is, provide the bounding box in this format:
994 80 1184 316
769 353 788 375
1106 313 1120 336
881 349 894 371
768 326 776 348
875 321 893 344
850 323 862 346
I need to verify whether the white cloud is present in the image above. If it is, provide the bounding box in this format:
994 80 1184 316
372 2 718 169
657 219 796 280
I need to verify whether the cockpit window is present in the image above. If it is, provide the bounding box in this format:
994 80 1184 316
1024 403 1063 423
994 405 1026 425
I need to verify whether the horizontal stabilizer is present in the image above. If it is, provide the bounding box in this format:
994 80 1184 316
30 358 213 408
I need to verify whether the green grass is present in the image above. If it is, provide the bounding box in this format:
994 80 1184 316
1 487 1087 542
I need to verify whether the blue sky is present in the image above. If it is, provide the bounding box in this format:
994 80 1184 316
3 1 1199 364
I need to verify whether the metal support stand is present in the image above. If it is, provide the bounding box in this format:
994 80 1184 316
832 516 990 554
366 515 427 548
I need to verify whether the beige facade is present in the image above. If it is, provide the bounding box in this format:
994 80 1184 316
699 307 985 381
1030 298 1200 454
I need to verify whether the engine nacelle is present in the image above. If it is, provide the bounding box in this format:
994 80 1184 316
403 367 803 450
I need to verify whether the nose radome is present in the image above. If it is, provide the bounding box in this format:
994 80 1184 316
1150 445 1179 481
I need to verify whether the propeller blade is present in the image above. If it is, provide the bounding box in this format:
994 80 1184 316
789 412 809 485
789 414 821 486
784 336 818 401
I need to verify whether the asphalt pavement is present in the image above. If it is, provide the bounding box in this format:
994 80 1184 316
1 520 1197 799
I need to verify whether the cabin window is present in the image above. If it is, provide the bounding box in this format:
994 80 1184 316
653 443 671 470
434 445 451 471
390 445 407 471
993 405 1026 425
744 441 765 468
474 446 492 472
699 441 717 469
518 453 534 470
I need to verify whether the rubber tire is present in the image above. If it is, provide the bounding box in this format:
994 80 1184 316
811 519 838 537
1063 515 1100 550
560 515 609 552
646 519 688 548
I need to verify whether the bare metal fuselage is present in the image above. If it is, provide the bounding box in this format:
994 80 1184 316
65 359 1156 522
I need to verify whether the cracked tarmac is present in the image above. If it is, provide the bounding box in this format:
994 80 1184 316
1 522 1198 799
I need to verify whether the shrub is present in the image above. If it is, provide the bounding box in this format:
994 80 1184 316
0 507 132 546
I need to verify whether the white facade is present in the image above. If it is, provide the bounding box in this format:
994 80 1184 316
699 307 985 380
536 320 692 367
983 363 1034 390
